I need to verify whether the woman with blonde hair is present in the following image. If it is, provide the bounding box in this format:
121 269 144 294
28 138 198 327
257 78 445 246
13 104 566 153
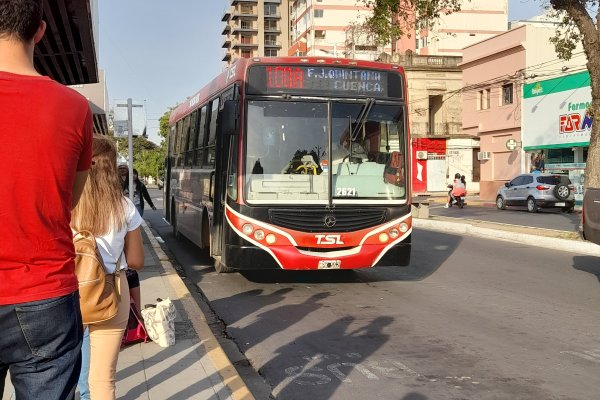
72 135 144 399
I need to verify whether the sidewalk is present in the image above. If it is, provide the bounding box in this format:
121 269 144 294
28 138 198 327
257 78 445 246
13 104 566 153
3 221 255 400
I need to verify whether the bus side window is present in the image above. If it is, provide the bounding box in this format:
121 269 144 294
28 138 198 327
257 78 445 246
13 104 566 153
185 110 198 167
181 115 191 167
194 106 207 166
205 97 220 168
176 121 184 167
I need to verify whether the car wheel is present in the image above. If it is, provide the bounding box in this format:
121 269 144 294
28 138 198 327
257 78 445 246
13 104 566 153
527 197 538 213
496 196 506 210
554 184 570 200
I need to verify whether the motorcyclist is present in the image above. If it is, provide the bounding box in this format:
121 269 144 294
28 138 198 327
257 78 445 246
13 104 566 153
445 173 467 208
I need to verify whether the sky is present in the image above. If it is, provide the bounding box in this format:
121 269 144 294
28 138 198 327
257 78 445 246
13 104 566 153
98 0 546 145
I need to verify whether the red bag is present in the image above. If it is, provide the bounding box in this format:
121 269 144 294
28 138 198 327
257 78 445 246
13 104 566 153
383 151 404 186
121 300 149 349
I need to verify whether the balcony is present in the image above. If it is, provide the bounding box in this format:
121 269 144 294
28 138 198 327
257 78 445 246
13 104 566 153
222 23 231 35
232 7 258 19
231 0 257 4
232 23 258 34
232 38 258 49
265 0 281 3
264 25 281 33
264 40 281 48
222 37 232 48
222 51 232 62
264 11 281 19
222 7 232 22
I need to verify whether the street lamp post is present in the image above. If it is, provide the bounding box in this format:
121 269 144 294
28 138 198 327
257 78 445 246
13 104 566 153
116 98 143 202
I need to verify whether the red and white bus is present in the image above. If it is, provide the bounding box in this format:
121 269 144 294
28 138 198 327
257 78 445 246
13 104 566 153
165 57 412 272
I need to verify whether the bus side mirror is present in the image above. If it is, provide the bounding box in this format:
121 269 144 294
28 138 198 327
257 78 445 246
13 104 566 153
221 100 239 136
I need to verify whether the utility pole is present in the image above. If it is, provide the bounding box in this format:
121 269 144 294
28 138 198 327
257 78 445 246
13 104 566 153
116 98 143 202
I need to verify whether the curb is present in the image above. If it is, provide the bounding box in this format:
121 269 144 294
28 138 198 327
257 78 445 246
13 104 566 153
413 218 600 256
140 221 255 400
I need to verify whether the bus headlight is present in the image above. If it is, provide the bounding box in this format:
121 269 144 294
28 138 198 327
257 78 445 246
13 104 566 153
266 234 277 244
379 232 389 243
254 230 265 241
389 228 400 239
242 224 254 235
399 222 409 233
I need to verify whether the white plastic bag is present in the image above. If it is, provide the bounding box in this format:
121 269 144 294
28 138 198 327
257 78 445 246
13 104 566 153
141 298 177 347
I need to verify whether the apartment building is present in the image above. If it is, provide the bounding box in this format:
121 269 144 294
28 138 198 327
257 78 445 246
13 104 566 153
289 0 390 60
222 0 290 64
415 0 508 56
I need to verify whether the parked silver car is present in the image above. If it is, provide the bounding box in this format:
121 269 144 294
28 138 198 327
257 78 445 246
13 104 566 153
496 173 575 213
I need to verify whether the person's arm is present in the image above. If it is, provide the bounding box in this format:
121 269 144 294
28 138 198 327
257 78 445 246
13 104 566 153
141 184 156 209
71 170 89 209
123 227 144 271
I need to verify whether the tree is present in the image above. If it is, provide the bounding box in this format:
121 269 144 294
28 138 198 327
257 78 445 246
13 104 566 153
544 0 600 188
360 0 463 50
158 108 173 141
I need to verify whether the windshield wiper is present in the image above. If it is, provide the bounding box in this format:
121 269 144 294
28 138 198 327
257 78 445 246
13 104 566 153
350 98 375 141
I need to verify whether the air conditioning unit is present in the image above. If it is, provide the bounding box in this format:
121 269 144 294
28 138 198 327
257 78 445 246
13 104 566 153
477 151 491 161
415 150 428 160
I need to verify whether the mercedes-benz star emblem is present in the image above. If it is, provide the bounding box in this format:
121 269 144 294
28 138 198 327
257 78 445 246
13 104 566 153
324 215 336 228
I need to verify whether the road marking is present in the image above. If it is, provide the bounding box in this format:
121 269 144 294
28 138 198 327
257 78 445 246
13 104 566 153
282 353 421 386
561 349 600 363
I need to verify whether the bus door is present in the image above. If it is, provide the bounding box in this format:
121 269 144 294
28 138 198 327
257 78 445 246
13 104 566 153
210 114 228 255
164 128 175 223
211 94 239 257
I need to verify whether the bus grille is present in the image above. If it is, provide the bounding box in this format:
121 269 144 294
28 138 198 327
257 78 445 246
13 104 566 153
269 209 387 232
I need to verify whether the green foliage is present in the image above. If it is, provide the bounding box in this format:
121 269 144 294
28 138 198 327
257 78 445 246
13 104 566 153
159 108 173 140
135 146 165 181
361 0 463 47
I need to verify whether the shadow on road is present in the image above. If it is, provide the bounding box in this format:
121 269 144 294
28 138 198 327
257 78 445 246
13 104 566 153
572 255 600 284
260 315 394 400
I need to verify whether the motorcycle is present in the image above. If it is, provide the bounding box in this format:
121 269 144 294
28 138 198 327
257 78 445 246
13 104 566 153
447 184 466 209
453 195 466 209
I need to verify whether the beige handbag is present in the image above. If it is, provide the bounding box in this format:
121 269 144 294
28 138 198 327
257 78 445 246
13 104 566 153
73 231 122 325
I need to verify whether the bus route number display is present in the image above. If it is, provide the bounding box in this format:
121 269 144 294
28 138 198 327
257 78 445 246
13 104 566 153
264 66 389 97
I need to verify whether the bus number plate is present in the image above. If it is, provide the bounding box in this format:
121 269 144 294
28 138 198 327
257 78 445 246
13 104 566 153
318 260 341 269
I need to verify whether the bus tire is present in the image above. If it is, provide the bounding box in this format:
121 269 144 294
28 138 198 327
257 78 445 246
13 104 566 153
201 212 210 250
213 256 234 274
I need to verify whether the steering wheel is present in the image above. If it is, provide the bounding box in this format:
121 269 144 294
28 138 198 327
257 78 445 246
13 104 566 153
294 164 317 175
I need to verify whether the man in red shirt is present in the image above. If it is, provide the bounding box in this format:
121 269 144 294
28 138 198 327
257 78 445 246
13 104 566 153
0 1 92 398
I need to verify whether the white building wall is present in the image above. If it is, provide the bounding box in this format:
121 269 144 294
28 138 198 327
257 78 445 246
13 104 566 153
447 138 480 193
418 0 508 56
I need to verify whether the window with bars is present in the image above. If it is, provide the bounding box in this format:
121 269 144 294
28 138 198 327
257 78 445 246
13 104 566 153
502 83 513 105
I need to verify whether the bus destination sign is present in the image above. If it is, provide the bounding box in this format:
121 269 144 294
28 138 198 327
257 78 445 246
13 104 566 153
248 65 400 98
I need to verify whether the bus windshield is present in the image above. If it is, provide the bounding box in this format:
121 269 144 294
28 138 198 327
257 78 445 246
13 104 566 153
245 99 406 204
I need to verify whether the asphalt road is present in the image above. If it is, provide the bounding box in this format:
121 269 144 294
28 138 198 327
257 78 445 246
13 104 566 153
144 189 600 400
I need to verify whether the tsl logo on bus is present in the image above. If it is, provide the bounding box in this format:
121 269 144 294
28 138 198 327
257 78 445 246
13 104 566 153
315 234 344 245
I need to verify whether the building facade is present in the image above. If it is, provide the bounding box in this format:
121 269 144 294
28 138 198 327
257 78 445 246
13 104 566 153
379 52 471 193
288 0 385 59
460 18 587 200
222 0 290 64
415 0 508 56
522 71 591 204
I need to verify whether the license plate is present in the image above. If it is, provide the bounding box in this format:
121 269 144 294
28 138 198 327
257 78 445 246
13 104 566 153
555 202 565 206
318 260 341 269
